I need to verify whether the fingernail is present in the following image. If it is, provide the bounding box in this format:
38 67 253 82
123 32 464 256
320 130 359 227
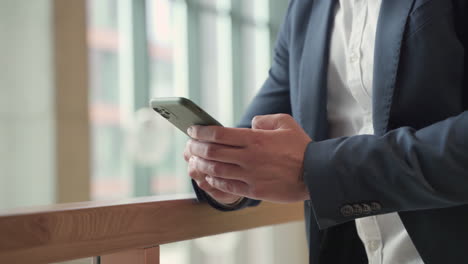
189 156 195 163
187 126 193 136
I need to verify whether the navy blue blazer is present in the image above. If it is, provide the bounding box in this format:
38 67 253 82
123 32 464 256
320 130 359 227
193 0 468 263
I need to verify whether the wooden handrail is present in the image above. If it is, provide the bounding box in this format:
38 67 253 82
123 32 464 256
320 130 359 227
0 195 304 264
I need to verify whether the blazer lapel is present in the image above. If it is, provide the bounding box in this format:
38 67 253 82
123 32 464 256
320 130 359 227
372 0 415 135
298 0 336 141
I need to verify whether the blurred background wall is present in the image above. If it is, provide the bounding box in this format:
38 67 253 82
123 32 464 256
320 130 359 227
0 0 56 209
0 0 308 263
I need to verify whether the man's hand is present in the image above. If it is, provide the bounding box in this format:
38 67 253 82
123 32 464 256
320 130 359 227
184 114 312 203
184 143 243 205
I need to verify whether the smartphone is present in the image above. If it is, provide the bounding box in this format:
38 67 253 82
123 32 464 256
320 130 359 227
150 97 222 136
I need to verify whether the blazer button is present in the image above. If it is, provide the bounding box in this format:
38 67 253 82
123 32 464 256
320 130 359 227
353 204 363 216
362 203 372 214
370 202 382 212
340 205 354 217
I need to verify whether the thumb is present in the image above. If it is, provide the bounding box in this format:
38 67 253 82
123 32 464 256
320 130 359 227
251 114 297 130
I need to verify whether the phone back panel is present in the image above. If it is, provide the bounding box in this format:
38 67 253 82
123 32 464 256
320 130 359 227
151 97 222 136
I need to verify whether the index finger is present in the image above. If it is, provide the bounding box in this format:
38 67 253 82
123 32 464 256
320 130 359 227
187 126 253 147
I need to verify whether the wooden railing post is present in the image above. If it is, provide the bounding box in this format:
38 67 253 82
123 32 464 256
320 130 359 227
100 246 160 264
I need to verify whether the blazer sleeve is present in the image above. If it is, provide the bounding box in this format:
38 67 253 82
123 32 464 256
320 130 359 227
305 111 468 229
192 0 296 211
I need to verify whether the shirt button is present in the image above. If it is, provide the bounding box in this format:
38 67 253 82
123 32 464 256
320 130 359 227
350 52 359 63
340 205 354 217
367 240 380 252
370 202 382 212
353 204 363 216
362 203 372 214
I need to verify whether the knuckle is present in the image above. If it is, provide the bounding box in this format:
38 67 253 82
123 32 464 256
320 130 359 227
190 127 198 138
222 182 234 193
211 128 224 142
203 145 217 159
185 141 192 153
251 115 265 128
187 139 196 154
210 162 223 175
279 113 294 124
188 164 204 181
198 180 211 190
188 167 199 179
252 115 260 124
183 150 190 162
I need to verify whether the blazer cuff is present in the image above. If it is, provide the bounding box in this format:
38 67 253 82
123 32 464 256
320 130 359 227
303 139 385 229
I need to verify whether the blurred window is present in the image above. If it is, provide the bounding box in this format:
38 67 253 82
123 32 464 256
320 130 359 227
87 1 295 263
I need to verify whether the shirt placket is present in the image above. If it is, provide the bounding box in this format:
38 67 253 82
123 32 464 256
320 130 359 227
349 1 383 262
356 216 383 264
346 0 372 114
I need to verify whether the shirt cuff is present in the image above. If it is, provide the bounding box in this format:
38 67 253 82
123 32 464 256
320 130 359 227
302 139 351 229
191 179 256 211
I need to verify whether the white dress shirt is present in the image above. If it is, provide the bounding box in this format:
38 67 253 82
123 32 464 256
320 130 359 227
326 1 424 263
